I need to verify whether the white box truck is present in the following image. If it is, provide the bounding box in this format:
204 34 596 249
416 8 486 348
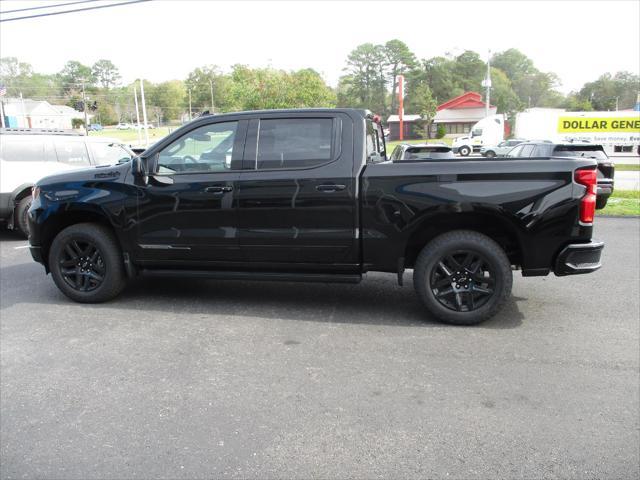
514 108 640 156
452 114 505 156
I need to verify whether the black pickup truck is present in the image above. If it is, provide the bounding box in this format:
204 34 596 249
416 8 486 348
28 108 603 325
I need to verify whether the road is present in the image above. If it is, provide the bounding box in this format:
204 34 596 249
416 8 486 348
1 218 639 479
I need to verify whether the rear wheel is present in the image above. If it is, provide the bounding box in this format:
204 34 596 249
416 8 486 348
458 145 471 156
15 195 32 238
413 230 512 325
49 223 126 303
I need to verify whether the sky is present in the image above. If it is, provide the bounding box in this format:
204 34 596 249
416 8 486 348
1 0 639 93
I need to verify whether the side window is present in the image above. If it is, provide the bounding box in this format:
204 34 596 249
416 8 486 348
0 138 47 162
158 121 237 173
366 119 385 162
507 145 523 157
520 145 535 157
55 140 91 165
89 142 133 165
256 118 333 170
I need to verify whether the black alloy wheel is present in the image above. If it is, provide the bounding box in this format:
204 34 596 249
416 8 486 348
429 251 495 312
59 239 106 292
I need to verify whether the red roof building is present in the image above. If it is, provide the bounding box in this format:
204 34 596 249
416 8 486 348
432 92 496 136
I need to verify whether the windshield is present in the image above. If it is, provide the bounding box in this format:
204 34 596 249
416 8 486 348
402 147 454 160
552 146 608 161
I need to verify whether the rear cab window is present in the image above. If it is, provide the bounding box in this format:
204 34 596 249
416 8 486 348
552 145 608 161
256 118 334 170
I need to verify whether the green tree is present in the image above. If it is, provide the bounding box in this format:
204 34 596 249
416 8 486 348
578 71 640 110
452 50 485 92
489 67 522 117
185 65 231 113
151 80 186 121
409 83 437 138
92 59 121 89
384 39 416 113
341 43 388 114
58 60 94 92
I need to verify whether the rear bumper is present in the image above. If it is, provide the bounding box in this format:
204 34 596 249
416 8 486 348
554 240 604 276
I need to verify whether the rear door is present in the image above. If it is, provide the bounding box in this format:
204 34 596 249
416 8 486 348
236 112 358 269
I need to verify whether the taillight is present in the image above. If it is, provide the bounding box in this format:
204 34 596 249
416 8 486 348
574 167 597 224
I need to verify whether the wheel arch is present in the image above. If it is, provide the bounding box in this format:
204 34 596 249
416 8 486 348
38 205 123 271
403 211 524 269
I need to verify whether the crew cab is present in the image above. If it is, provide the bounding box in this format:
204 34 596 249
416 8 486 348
28 109 604 325
507 141 615 209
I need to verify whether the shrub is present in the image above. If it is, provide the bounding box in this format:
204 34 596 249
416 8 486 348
436 124 446 139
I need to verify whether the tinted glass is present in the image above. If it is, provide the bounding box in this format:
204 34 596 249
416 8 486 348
507 145 523 157
158 122 237 173
55 140 90 165
257 118 332 169
520 145 535 157
403 147 454 160
89 142 133 165
0 137 48 162
552 146 608 161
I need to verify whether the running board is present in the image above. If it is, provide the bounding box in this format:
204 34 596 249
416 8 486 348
141 269 363 284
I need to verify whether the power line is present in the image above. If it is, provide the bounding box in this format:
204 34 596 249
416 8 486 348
0 0 151 22
0 0 100 15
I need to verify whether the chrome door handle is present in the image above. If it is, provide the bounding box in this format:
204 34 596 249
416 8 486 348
316 184 346 192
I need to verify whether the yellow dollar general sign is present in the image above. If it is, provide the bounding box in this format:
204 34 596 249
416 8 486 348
558 117 640 133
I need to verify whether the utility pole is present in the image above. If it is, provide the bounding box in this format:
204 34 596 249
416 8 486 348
133 86 142 146
81 80 89 134
139 79 149 147
398 74 404 141
615 96 619 111
209 78 215 113
188 88 192 121
482 50 492 117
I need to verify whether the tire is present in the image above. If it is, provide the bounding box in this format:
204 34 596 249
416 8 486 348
49 223 126 303
15 195 32 238
484 150 496 158
458 146 471 156
596 195 608 210
413 230 512 325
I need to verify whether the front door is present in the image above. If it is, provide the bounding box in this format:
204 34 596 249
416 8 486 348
135 120 246 266
236 114 359 270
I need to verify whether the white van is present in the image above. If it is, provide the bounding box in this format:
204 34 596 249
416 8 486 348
452 114 506 156
0 129 134 236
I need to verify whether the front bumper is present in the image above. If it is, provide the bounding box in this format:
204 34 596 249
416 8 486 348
554 240 604 276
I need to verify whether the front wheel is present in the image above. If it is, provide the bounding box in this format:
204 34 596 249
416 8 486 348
15 196 32 238
49 223 126 303
413 230 512 325
458 145 471 156
484 150 496 158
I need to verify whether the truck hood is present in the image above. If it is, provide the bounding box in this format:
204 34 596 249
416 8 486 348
36 161 131 188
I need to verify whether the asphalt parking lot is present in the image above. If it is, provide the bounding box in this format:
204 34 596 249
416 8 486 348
1 217 639 479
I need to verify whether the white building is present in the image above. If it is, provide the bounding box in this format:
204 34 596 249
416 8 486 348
1 98 86 130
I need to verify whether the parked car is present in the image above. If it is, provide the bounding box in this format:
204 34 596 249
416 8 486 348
116 123 131 130
389 143 455 161
89 123 103 132
506 141 614 209
133 123 155 130
480 139 526 158
28 109 603 325
0 128 134 237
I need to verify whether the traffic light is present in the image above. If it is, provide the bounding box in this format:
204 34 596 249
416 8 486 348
90 101 98 111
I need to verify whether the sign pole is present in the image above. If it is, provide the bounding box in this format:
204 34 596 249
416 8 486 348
398 75 404 141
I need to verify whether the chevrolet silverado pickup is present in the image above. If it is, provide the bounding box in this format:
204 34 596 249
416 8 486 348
28 108 604 325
